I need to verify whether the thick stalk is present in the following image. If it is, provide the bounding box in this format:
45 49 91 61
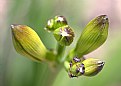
56 43 66 63
31 62 62 86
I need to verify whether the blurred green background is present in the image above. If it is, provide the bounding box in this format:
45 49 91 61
1 0 121 86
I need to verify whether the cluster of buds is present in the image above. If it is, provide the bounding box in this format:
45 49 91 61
11 15 109 78
65 15 109 78
45 15 74 46
68 57 105 78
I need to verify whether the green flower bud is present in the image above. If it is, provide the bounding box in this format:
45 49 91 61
67 57 85 78
53 25 74 46
66 57 104 78
74 15 109 57
45 19 55 32
11 24 47 62
45 15 68 32
82 58 105 76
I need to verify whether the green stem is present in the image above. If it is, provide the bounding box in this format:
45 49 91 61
45 66 62 86
31 62 61 86
56 43 66 63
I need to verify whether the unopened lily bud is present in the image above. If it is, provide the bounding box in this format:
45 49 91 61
82 58 105 76
53 25 74 46
67 57 85 78
45 15 68 32
74 15 109 57
66 57 104 78
11 24 47 62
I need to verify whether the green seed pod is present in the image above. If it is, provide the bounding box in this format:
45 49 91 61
82 58 105 76
11 24 47 62
53 25 74 46
45 15 68 32
74 15 109 57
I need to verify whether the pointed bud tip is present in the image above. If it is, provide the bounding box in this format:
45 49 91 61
97 15 109 24
97 60 105 69
55 15 68 25
11 24 14 29
97 60 105 64
103 15 108 20
98 15 108 18
11 24 22 30
11 24 17 29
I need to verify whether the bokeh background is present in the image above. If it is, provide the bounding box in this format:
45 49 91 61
1 0 121 86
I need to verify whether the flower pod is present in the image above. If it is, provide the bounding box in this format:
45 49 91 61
11 24 47 62
45 15 68 32
53 25 74 46
82 58 105 76
74 15 109 57
67 57 85 78
66 57 104 78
